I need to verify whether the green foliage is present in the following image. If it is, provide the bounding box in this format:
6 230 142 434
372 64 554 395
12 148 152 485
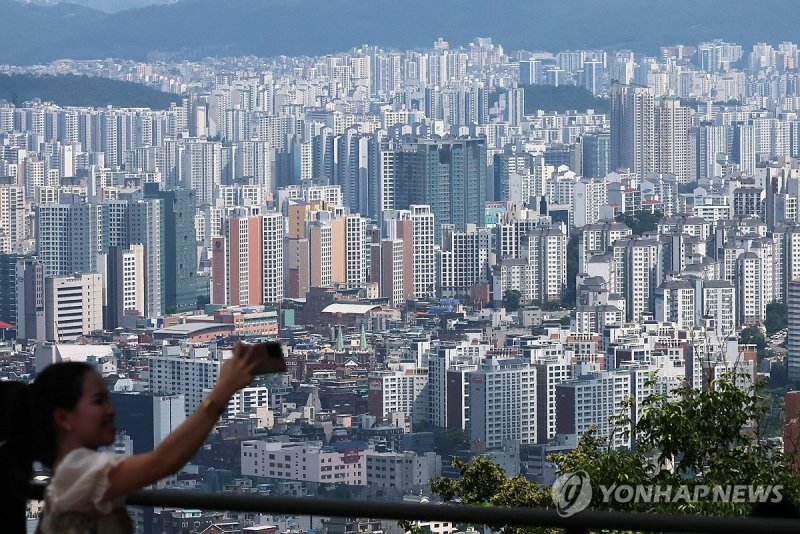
426 457 555 534
503 289 522 312
410 421 469 459
739 325 771 360
739 325 766 350
424 376 800 530
765 302 788 335
554 375 800 516
614 210 664 236
522 84 609 114
532 299 569 311
434 428 470 459
0 74 178 110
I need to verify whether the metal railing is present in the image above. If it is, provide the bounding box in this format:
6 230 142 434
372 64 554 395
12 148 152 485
27 484 800 533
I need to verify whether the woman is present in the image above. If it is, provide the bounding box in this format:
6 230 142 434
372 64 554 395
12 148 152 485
0 341 285 533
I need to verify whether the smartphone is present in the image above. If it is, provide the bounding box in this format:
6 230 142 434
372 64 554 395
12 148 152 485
246 342 287 374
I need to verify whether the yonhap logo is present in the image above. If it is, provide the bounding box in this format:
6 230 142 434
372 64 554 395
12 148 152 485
550 472 784 516
552 471 592 517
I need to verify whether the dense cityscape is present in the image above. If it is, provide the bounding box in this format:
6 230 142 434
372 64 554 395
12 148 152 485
4 32 800 532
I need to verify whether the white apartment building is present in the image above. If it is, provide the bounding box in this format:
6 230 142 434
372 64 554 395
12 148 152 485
772 224 800 303
427 340 487 429
438 224 492 297
364 450 441 492
655 98 692 184
578 220 632 272
344 214 367 288
262 211 284 304
36 196 104 276
573 177 608 228
148 345 228 415
613 237 662 322
654 279 695 328
368 365 429 427
0 184 25 253
531 352 574 443
44 272 103 342
411 205 436 299
469 357 536 449
555 369 632 450
699 279 736 338
121 244 145 317
574 304 625 333
241 441 366 485
492 226 567 304
378 238 405 307
165 138 222 206
737 251 769 325
203 385 270 418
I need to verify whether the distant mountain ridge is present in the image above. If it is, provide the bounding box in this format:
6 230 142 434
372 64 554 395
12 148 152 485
15 0 173 13
0 74 179 109
1 0 798 65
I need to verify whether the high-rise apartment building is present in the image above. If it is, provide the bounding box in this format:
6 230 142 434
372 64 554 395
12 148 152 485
654 279 695 328
573 177 609 228
36 194 105 277
144 184 198 314
493 223 567 305
16 258 45 340
532 353 574 443
394 138 486 234
580 132 611 179
788 279 800 382
610 84 655 178
148 345 224 415
0 253 24 326
103 244 145 330
368 365 429 426
469 357 536 449
164 138 222 206
43 272 103 342
655 98 692 184
699 279 737 339
612 237 663 321
212 209 285 306
212 210 264 306
438 224 492 297
494 150 533 202
556 370 632 449
105 196 164 318
0 182 25 253
694 123 727 180
262 211 284 304
384 206 436 300
427 339 487 430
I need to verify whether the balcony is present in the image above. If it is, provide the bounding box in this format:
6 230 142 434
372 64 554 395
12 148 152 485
27 484 800 533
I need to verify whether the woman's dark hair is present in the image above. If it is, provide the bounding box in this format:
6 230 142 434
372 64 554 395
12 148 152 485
29 362 96 467
0 362 94 534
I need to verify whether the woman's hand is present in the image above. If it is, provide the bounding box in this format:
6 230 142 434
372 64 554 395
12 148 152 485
214 342 261 397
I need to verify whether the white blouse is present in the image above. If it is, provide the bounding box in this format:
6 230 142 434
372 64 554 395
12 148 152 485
39 447 132 534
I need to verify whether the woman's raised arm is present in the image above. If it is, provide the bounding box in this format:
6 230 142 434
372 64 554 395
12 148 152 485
102 343 279 501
